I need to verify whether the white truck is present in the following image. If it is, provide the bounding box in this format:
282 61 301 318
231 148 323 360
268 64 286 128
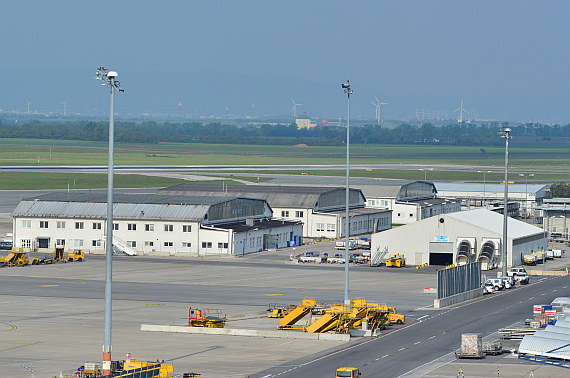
335 240 356 250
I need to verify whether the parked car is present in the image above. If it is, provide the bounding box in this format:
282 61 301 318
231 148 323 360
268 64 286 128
514 272 530 285
483 282 495 294
507 267 527 277
0 241 13 250
500 276 513 289
486 278 504 291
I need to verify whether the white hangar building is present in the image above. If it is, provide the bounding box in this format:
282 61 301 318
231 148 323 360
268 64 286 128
159 184 392 238
370 208 547 270
11 193 302 257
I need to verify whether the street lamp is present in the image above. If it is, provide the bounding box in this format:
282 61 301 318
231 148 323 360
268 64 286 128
419 168 434 181
96 67 123 376
518 173 534 217
478 170 491 207
499 126 511 278
342 80 353 306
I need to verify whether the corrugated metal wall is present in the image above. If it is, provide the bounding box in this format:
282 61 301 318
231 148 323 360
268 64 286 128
437 262 481 299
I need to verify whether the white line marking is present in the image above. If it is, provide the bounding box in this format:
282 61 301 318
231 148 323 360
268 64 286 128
398 347 405 351
382 354 389 358
417 315 429 320
414 341 421 345
429 336 436 339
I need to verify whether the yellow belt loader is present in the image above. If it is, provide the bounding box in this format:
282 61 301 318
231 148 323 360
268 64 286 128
1 249 30 267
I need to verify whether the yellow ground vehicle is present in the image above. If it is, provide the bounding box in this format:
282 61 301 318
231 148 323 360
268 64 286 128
67 249 85 262
266 303 296 318
336 367 361 377
188 307 226 328
388 307 405 324
53 244 66 262
0 249 30 266
386 254 406 267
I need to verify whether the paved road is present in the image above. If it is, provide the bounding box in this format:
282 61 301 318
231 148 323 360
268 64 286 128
253 275 570 377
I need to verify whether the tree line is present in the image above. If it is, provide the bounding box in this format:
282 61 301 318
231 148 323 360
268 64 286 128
1 119 570 146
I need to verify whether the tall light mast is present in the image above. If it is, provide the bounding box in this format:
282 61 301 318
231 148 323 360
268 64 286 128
96 67 123 376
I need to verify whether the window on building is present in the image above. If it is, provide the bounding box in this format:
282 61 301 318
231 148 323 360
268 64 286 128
75 222 84 230
397 213 401 217
21 220 32 228
316 223 325 232
250 238 254 248
164 224 173 232
92 240 101 247
144 241 154 247
56 239 65 246
327 223 335 232
409 213 414 217
93 222 102 230
218 242 224 248
74 239 84 247
182 242 191 248
183 225 192 232
113 223 119 231
57 221 66 229
127 241 136 248
21 239 32 249
145 224 154 232
201 242 212 248
40 221 49 229
281 211 289 217
127 223 136 231
164 241 173 247
295 211 304 218
369 199 376 206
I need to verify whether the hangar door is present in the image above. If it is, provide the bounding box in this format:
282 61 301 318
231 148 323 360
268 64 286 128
429 242 453 266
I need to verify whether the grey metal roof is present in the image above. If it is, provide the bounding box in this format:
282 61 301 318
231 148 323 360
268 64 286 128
519 335 570 360
159 184 364 209
24 192 234 206
446 209 545 239
359 185 402 198
12 200 209 221
534 331 570 342
213 219 302 233
397 197 459 207
554 319 570 329
545 325 570 335
435 183 549 194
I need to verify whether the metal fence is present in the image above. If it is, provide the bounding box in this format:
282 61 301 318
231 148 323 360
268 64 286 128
437 262 481 299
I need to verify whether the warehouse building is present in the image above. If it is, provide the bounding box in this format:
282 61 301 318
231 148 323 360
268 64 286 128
370 208 547 269
159 184 392 238
11 193 302 257
539 198 570 241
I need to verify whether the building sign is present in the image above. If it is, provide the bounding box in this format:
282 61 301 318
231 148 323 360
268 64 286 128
433 235 449 243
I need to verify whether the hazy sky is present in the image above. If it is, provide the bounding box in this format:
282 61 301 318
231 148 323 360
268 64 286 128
1 1 569 122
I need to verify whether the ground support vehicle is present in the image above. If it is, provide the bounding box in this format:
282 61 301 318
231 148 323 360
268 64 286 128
523 254 536 265
455 333 485 359
72 358 174 378
386 254 406 268
335 367 361 377
553 249 563 258
500 276 513 289
387 307 405 324
335 240 356 250
188 308 226 328
0 249 30 266
266 303 296 318
67 249 85 262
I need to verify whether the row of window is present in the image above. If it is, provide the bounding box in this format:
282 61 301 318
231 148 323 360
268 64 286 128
21 239 227 249
315 218 389 233
367 199 390 207
316 223 335 232
22 220 191 233
281 211 304 218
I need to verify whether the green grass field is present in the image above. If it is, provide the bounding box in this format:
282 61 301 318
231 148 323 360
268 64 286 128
0 139 568 188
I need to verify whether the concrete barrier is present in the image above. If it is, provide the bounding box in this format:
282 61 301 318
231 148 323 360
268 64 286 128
433 287 483 309
140 324 350 342
527 270 569 277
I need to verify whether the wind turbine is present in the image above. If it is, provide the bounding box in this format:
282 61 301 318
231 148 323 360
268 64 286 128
371 97 388 126
291 98 303 118
454 99 469 123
